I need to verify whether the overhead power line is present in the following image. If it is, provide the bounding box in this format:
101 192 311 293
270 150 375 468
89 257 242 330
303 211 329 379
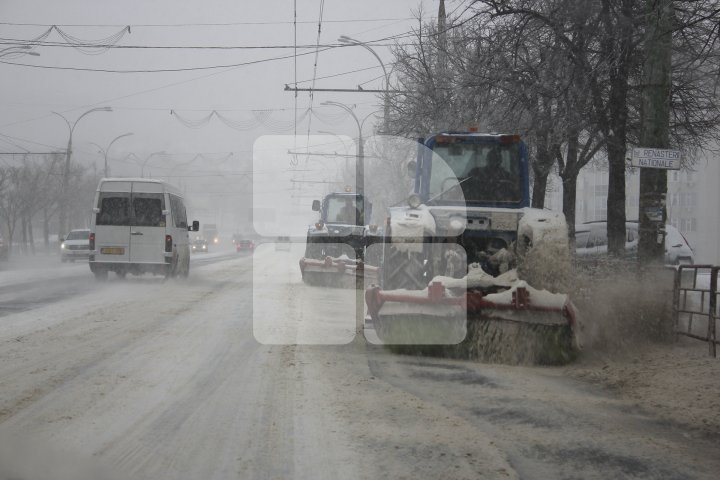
0 46 334 73
0 18 415 28
0 38 397 50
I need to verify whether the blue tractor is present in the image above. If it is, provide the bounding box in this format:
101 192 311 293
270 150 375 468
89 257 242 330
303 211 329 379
365 132 578 364
299 191 381 287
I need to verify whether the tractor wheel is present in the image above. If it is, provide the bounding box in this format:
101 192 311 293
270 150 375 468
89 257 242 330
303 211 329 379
381 243 428 290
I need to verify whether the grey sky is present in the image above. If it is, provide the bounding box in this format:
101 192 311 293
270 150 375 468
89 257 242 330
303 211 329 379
0 0 434 167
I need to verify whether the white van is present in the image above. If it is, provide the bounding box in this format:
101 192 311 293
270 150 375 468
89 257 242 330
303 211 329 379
89 178 199 280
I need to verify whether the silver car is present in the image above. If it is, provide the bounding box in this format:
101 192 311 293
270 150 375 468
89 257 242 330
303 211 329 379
575 221 694 265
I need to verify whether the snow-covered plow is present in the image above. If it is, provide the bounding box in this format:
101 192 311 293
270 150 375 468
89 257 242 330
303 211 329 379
365 132 580 364
299 255 378 288
366 266 578 364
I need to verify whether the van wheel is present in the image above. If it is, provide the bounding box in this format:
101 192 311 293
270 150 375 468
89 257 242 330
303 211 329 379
94 269 108 281
165 258 178 279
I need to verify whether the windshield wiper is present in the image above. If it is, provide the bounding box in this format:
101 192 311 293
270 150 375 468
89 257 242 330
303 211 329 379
426 176 472 205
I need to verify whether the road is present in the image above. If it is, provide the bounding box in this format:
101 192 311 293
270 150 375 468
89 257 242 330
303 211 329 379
0 244 718 479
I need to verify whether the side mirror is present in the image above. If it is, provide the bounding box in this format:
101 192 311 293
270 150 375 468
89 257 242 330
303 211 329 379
162 209 170 216
406 160 417 179
311 200 321 211
190 220 200 232
92 207 100 214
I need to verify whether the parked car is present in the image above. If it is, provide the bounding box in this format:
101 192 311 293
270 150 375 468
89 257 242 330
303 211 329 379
575 221 694 265
61 229 91 262
192 237 209 253
275 235 291 251
236 239 255 254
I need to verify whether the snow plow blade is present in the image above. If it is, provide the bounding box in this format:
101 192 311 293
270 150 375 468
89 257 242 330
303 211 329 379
366 281 578 365
299 256 378 288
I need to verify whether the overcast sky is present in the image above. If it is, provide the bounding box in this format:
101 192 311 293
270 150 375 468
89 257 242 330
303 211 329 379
0 0 442 230
0 0 437 162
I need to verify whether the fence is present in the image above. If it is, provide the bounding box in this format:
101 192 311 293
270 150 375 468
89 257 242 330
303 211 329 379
672 265 719 357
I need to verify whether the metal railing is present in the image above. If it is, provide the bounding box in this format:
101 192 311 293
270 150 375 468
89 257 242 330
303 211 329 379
672 265 718 357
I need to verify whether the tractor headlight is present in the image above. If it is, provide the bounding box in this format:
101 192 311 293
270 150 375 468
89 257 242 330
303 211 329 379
407 193 422 209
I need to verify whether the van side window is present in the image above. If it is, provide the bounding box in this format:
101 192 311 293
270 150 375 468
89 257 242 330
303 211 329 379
132 193 165 227
97 193 131 226
169 194 188 228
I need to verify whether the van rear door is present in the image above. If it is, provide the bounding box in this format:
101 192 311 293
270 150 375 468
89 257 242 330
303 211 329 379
95 187 132 263
129 182 167 264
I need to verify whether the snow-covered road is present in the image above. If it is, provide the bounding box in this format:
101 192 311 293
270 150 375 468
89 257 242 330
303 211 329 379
0 247 718 479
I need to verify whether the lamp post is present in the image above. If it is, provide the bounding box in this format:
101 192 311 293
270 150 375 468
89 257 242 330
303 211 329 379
91 132 133 177
320 102 381 194
338 35 390 132
53 107 112 239
140 151 167 178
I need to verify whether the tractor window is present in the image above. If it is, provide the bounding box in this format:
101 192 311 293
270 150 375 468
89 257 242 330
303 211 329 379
326 196 363 225
430 142 522 203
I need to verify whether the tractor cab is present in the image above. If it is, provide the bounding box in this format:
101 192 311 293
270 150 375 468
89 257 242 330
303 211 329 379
415 133 531 209
312 192 371 227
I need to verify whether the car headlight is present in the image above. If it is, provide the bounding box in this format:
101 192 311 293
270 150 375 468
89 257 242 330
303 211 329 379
61 243 66 250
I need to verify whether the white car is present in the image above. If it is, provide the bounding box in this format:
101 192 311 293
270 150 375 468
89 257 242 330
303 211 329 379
575 221 694 265
61 229 91 262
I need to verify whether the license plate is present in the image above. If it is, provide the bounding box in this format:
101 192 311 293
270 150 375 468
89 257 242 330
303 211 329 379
101 247 125 255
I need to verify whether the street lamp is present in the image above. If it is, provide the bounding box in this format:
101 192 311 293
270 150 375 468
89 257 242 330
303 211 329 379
320 102 381 195
53 106 112 239
90 132 133 177
140 151 167 177
338 35 390 131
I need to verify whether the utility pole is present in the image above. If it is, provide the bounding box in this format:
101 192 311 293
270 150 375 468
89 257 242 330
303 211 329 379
638 0 673 265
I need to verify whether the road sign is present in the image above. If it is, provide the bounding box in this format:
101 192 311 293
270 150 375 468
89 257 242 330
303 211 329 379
631 147 681 169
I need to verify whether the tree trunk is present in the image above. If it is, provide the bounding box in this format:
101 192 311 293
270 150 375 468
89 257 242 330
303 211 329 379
560 132 580 241
43 208 50 249
20 216 28 254
5 218 15 254
28 216 35 254
606 138 627 255
531 147 553 208
638 0 672 266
